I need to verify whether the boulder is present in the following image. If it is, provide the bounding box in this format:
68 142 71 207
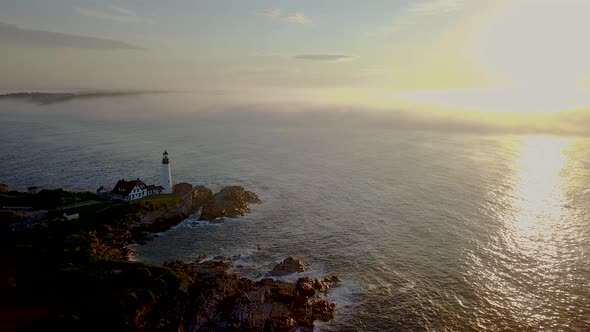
313 279 330 293
324 275 341 284
269 257 309 277
173 182 193 198
199 186 261 221
265 317 297 332
313 276 340 293
311 298 337 322
190 186 213 210
296 277 316 297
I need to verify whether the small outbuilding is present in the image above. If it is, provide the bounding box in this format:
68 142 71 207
96 186 110 200
146 185 164 196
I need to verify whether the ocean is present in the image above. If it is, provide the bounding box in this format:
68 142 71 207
2 94 590 331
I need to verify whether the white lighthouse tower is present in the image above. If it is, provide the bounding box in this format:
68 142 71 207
161 150 173 194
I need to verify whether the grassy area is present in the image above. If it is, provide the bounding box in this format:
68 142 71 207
132 194 181 211
140 194 178 202
61 200 102 209
77 202 114 216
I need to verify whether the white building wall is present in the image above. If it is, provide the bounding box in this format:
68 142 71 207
162 163 172 194
128 185 146 201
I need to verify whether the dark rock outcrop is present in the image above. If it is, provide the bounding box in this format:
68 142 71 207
132 186 212 237
199 186 261 221
173 182 193 198
89 185 257 257
91 186 214 254
269 257 309 277
190 186 214 211
158 259 338 331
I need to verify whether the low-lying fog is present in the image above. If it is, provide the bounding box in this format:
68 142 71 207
1 90 589 137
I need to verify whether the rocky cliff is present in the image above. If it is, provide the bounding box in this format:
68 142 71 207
96 185 259 255
146 259 339 332
199 186 262 221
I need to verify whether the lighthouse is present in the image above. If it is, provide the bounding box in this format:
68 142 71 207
161 150 173 194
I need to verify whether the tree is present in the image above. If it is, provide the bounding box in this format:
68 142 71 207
0 184 9 193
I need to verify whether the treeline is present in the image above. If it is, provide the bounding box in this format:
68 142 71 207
0 189 98 210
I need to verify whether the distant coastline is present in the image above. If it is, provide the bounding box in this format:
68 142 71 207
0 90 172 105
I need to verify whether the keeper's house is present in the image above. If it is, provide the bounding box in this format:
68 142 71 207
111 179 165 201
112 179 148 201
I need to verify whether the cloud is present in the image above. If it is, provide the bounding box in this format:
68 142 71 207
263 8 282 19
76 5 141 23
236 66 301 74
390 0 468 32
406 0 466 15
263 8 312 24
0 21 143 50
252 53 356 62
294 54 355 61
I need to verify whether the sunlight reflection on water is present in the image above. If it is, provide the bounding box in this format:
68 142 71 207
510 136 568 254
470 136 587 330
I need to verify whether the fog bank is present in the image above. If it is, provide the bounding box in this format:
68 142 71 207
1 90 589 137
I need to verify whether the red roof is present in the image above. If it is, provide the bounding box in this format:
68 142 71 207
112 179 146 196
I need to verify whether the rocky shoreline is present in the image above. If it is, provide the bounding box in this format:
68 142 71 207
0 184 340 331
94 185 263 253
155 258 339 331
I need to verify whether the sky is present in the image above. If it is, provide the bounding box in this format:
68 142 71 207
1 0 590 115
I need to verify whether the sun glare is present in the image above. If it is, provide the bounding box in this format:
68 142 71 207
477 0 590 89
387 0 590 116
